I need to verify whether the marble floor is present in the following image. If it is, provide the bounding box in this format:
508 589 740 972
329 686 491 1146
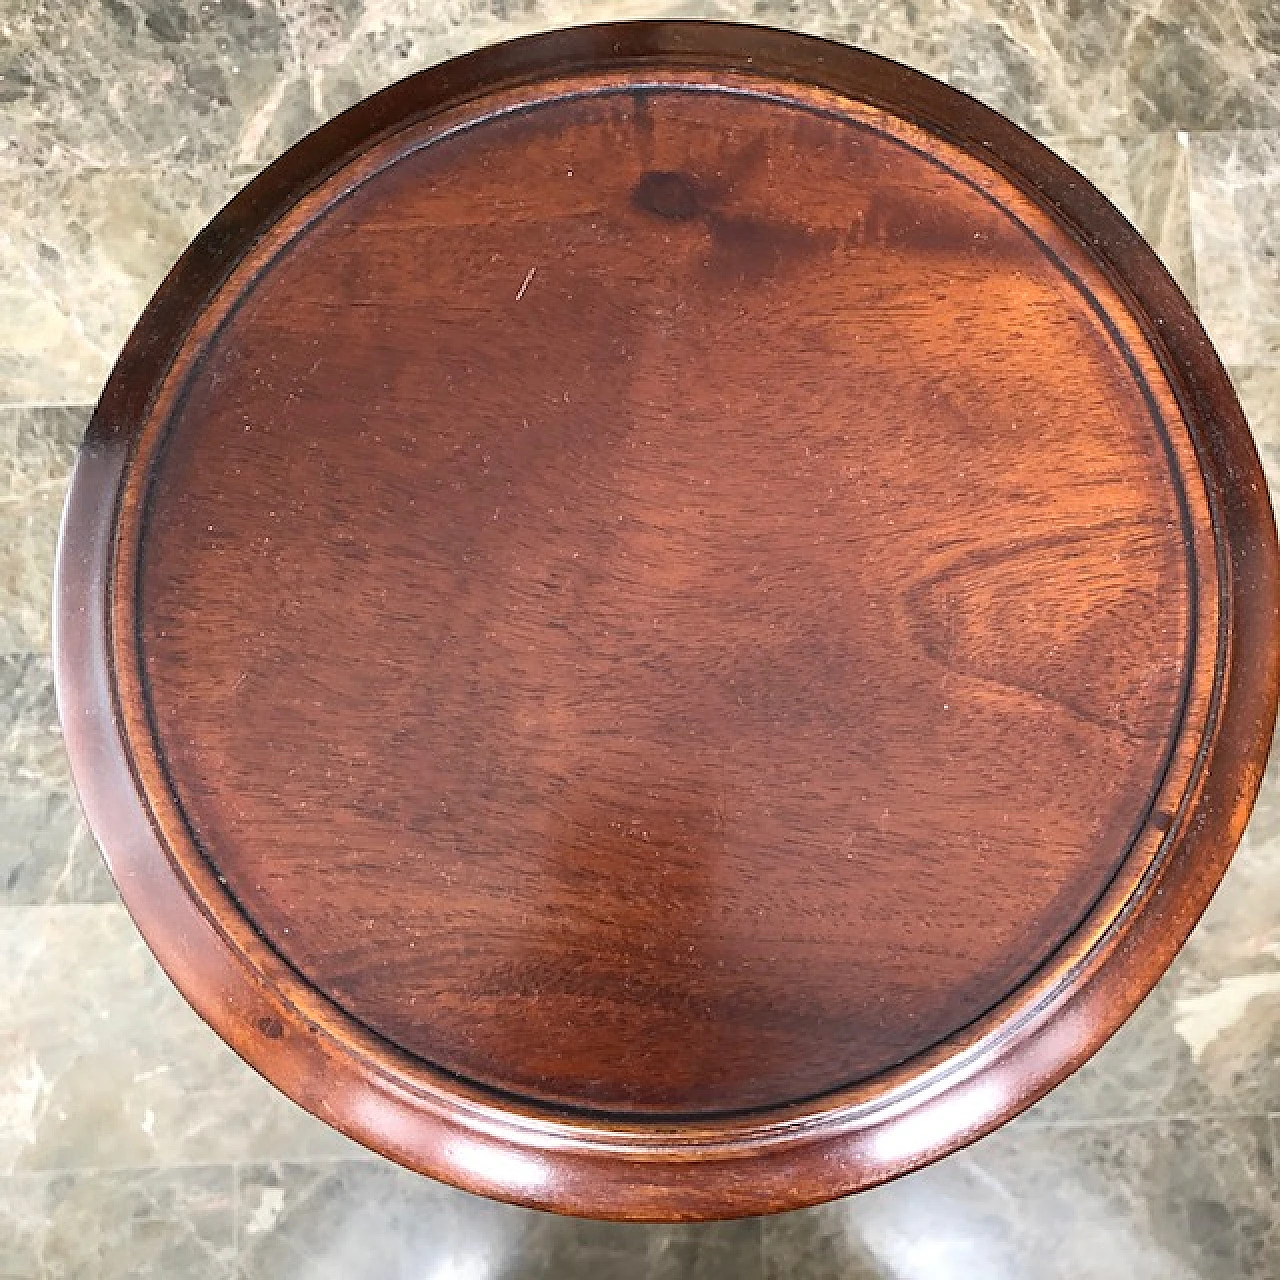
3 1 1280 1276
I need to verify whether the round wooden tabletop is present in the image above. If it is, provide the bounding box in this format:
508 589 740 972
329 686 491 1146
55 22 1279 1220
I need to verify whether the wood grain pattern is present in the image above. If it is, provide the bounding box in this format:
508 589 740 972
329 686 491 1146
54 22 1279 1219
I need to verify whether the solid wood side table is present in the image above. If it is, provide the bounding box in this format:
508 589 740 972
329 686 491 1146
54 21 1279 1221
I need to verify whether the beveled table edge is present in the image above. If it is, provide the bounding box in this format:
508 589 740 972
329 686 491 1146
53 20 1280 1220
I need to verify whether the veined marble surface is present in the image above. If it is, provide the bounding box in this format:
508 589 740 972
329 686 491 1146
2 2 1278 1276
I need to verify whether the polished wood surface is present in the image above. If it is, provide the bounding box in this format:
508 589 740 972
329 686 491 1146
55 22 1279 1218
140 87 1196 1115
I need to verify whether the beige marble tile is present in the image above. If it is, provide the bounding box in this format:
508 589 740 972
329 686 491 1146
1 789 107 907
1231 365 1280 500
0 406 85 651
236 1160 762 1280
703 0 879 45
0 1165 234 1280
0 168 239 406
1046 132 1197 305
0 905 362 1174
765 1116 1279 1280
0 655 70 796
943 0 1280 139
1 0 291 175
1126 0 1280 132
236 1163 532 1280
1190 131 1280 368
855 0 953 80
943 0 1135 138
1 653 115 905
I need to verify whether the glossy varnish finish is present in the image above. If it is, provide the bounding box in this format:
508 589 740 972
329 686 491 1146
141 88 1198 1115
55 23 1279 1218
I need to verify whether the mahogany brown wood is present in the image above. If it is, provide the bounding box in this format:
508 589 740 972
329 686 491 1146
54 21 1280 1220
